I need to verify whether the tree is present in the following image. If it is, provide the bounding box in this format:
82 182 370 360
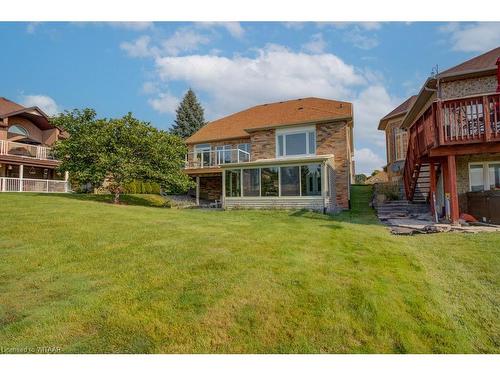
354 174 367 184
52 109 193 204
171 88 206 138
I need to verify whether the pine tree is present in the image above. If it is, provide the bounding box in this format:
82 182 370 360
171 89 206 139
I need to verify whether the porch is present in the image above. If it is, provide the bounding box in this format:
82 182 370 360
403 92 500 223
0 163 68 193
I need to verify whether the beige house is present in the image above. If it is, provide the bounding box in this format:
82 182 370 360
0 97 68 192
184 97 355 212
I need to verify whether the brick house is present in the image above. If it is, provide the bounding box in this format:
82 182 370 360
378 95 416 183
0 97 68 192
379 46 500 224
184 97 355 212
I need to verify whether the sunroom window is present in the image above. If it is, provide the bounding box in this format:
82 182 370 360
276 128 316 158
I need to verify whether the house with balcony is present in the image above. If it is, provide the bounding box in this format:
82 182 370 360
0 97 68 192
380 46 500 224
184 97 354 212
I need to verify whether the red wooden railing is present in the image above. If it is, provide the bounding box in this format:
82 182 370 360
403 93 500 200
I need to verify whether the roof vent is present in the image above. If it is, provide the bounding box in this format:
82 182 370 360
298 107 304 110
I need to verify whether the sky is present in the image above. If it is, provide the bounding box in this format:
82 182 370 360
1 21 499 174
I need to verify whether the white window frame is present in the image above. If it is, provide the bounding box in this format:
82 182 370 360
276 126 316 159
468 161 500 192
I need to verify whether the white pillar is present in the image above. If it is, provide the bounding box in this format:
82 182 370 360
64 171 69 193
321 162 328 213
196 176 200 206
19 164 24 192
221 170 226 209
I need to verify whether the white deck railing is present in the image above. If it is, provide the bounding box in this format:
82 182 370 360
185 148 250 169
0 177 68 193
0 140 55 160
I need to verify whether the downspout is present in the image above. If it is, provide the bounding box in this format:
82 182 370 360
496 57 500 92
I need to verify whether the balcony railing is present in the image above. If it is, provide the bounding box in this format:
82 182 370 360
185 148 251 169
0 177 68 193
0 140 55 160
403 93 500 200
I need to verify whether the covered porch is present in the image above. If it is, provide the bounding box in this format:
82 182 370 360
0 162 69 193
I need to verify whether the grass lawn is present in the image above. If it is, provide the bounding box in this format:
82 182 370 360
0 186 498 353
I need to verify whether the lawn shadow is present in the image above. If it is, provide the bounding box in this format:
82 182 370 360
33 193 170 208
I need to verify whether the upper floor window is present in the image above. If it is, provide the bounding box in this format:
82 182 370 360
8 125 29 137
276 127 316 158
393 128 408 161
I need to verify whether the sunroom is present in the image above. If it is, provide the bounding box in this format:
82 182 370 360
220 155 337 213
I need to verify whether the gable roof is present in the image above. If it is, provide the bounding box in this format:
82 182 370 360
438 46 500 79
378 95 417 130
401 46 500 129
0 97 25 117
185 97 353 144
0 97 55 131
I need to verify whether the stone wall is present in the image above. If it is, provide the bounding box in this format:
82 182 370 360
440 75 497 100
456 152 500 213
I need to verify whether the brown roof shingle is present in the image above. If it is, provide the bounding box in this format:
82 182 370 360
438 46 500 78
0 97 25 117
378 95 417 130
186 97 352 144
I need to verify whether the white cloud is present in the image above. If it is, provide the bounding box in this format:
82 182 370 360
154 44 365 118
148 92 179 114
161 28 211 56
199 22 245 38
342 28 379 50
353 85 400 149
302 33 327 54
440 22 500 53
283 22 306 30
120 35 157 58
354 148 385 174
26 22 40 34
319 22 382 31
141 81 159 95
21 95 61 116
108 22 154 31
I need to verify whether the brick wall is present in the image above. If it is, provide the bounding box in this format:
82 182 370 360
199 175 222 200
441 75 497 100
316 121 351 208
456 152 500 213
250 129 275 160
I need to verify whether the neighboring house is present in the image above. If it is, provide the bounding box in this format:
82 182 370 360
390 46 500 224
0 97 68 192
365 171 388 185
378 95 416 183
184 97 355 212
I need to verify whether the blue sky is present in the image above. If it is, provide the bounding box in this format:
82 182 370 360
1 22 499 173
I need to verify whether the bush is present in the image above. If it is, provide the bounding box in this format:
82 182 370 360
373 181 401 201
122 180 161 194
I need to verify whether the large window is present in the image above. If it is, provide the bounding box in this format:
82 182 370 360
261 167 279 196
280 166 300 196
276 128 316 158
469 162 500 192
225 169 241 197
301 164 322 196
243 168 260 196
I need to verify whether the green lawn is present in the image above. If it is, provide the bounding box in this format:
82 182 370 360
0 186 498 353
